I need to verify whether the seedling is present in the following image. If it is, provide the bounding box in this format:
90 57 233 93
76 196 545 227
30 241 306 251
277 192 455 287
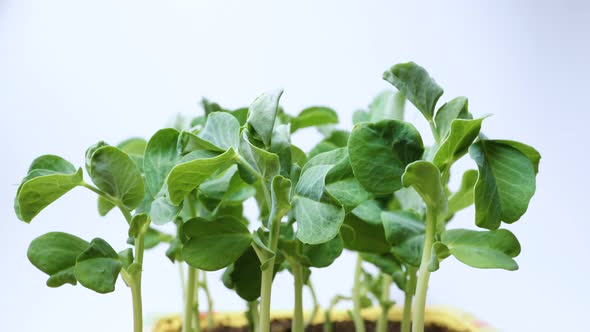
16 140 155 332
346 62 540 332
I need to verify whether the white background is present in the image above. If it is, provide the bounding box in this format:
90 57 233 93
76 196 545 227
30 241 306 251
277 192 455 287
1 1 588 331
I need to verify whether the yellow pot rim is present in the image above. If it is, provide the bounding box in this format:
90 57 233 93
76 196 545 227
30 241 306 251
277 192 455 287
152 306 496 332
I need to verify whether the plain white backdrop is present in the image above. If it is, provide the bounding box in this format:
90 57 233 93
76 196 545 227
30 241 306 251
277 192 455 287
1 1 588 331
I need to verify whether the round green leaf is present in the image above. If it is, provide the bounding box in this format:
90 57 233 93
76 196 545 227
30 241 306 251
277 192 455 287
144 128 181 199
89 145 145 210
433 117 484 174
246 89 283 147
74 238 122 294
224 247 262 301
292 154 345 244
302 234 344 268
469 140 537 229
348 120 424 195
340 214 390 254
290 106 338 133
434 96 469 140
199 112 240 151
182 216 252 271
383 62 443 121
402 160 448 216
27 232 90 287
381 211 425 266
16 155 83 222
441 229 521 270
167 148 237 205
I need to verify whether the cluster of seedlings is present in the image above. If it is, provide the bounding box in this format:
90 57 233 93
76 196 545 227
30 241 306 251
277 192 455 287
15 62 540 332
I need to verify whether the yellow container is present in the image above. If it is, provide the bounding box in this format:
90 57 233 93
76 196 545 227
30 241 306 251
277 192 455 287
152 306 496 332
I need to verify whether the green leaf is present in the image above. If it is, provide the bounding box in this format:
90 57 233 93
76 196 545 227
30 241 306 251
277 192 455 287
270 124 292 176
167 148 237 205
15 155 83 222
428 242 451 272
246 89 283 147
117 138 147 156
323 149 373 211
178 130 223 153
117 138 147 171
301 234 344 268
292 152 345 244
199 112 241 151
118 248 134 270
381 211 425 266
393 187 424 214
88 145 145 210
144 128 181 199
224 247 262 301
97 196 115 216
271 175 292 221
493 140 541 174
402 161 448 216
368 91 405 122
128 213 149 238
74 238 122 293
441 229 521 270
27 232 89 287
290 106 338 133
85 141 108 175
340 214 390 254
350 200 383 225
237 132 280 185
434 97 469 140
469 140 537 229
150 193 182 225
291 145 308 168
293 196 344 245
433 118 484 174
383 62 443 121
182 216 252 271
447 169 478 216
349 120 424 195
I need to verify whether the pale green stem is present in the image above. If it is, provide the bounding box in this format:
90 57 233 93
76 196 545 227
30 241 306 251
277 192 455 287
193 272 201 332
179 263 187 302
183 268 198 332
401 267 417 332
292 262 304 332
376 274 392 332
351 255 366 332
412 208 437 332
200 272 215 329
247 301 260 332
305 280 320 327
130 230 145 332
258 179 281 332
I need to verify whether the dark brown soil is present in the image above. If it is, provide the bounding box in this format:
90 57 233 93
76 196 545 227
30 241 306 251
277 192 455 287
207 319 457 332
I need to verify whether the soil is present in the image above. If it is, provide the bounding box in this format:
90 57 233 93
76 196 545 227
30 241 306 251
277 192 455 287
206 319 459 332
